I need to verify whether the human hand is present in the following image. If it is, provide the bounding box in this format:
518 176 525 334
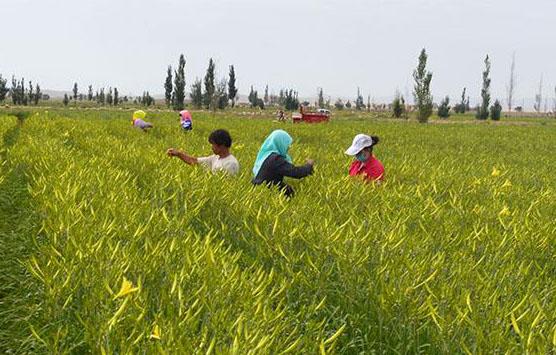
307 159 315 165
166 148 179 157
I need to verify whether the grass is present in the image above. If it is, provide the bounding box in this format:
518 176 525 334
0 108 554 353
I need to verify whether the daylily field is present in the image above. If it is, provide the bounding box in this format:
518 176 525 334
0 109 554 354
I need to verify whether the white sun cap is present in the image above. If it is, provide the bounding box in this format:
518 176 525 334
344 134 374 156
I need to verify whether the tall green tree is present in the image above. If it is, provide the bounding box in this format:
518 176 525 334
318 88 324 108
107 87 113 105
204 58 216 109
22 79 27 105
28 81 34 105
63 93 69 107
190 78 203 109
19 78 28 105
11 76 18 104
72 82 78 102
490 99 502 120
99 88 105 105
248 86 258 108
11 77 27 105
476 55 491 120
114 88 119 105
0 75 8 102
284 89 299 110
216 79 229 110
455 87 469 114
392 92 404 118
173 55 186 110
228 65 238 107
88 85 93 101
264 85 269 104
164 65 173 106
413 48 433 123
34 84 41 105
355 87 365 110
437 96 451 118
248 86 265 109
142 91 154 106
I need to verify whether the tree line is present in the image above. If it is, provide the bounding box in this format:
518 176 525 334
0 75 43 105
60 83 154 107
246 86 301 111
164 55 303 112
280 49 554 123
3 50 555 121
163 55 238 111
405 50 555 122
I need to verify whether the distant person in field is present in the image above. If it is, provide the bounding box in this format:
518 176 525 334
345 134 384 182
276 109 286 122
166 129 239 175
179 110 193 131
252 129 314 197
132 110 153 132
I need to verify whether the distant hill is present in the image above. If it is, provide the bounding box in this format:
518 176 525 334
42 89 72 99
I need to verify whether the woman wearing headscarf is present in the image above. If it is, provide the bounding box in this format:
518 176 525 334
345 133 384 182
132 110 153 132
252 129 314 197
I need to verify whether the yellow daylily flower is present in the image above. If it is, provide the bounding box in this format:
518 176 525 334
150 325 161 340
491 167 500 178
499 206 511 216
62 131 70 137
113 277 139 299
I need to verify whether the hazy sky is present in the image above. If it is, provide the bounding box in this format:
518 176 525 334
1 0 555 106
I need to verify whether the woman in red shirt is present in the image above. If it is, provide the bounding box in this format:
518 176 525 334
345 134 385 182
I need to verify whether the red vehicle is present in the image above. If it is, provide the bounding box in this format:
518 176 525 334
292 106 330 123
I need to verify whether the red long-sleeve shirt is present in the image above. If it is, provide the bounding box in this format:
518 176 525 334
349 156 385 182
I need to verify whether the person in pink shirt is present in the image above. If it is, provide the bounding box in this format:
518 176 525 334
179 110 193 131
345 134 385 182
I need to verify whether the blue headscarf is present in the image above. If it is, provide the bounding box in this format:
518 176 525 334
252 130 293 176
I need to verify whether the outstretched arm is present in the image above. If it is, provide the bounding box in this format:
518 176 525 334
166 148 198 165
276 157 314 179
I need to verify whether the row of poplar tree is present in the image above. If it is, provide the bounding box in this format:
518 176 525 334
61 83 155 107
247 86 301 110
328 49 503 122
392 49 503 122
164 55 300 111
242 49 508 123
164 55 238 111
0 75 42 105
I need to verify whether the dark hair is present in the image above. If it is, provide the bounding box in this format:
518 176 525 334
208 129 232 148
364 135 380 153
